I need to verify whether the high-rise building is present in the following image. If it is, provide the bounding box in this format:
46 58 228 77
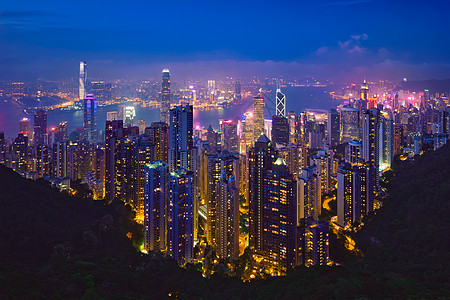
379 114 394 169
248 134 277 251
83 94 97 142
12 133 28 173
362 108 380 208
55 121 68 142
144 161 168 252
340 107 360 143
327 109 340 147
167 169 194 264
217 173 239 260
160 69 171 124
205 151 240 252
51 141 68 178
262 158 297 275
105 120 124 202
345 140 362 165
19 118 31 138
221 120 238 153
79 61 87 101
393 124 403 155
107 111 118 121
146 122 169 163
298 217 329 267
239 112 254 154
33 109 47 146
276 85 286 117
272 115 289 145
253 96 265 140
168 104 194 172
298 166 321 221
138 120 146 135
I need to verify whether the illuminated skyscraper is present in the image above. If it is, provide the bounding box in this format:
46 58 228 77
161 69 171 124
327 109 340 147
144 161 168 252
298 217 329 267
248 134 277 251
167 169 194 264
360 79 369 102
33 109 47 146
253 96 265 140
276 84 286 117
221 120 238 153
362 108 380 209
12 133 28 173
83 94 97 142
19 118 31 138
298 166 321 221
272 115 289 145
146 122 169 163
169 104 194 172
234 80 242 103
262 158 297 274
340 107 360 143
79 61 87 101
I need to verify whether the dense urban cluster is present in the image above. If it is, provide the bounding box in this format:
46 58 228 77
0 62 449 279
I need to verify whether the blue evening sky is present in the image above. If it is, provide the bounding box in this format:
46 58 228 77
0 0 449 81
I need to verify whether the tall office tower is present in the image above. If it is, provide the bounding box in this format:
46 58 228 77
33 109 47 146
234 80 241 103
12 133 28 173
262 158 297 275
253 96 265 140
298 166 321 221
345 140 362 164
272 115 289 145
79 61 87 101
379 115 394 169
393 124 403 155
19 118 31 138
327 109 340 147
160 69 171 124
239 112 254 154
144 161 168 252
147 122 169 163
83 94 97 142
362 108 380 209
124 106 136 127
276 85 286 117
287 111 298 144
360 79 369 102
298 217 329 267
340 107 360 143
105 120 124 202
167 169 194 264
217 174 239 260
169 104 193 172
248 134 277 251
222 120 238 152
264 118 273 140
94 147 105 183
205 151 239 249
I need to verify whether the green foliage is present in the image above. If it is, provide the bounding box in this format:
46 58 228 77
1 144 450 299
